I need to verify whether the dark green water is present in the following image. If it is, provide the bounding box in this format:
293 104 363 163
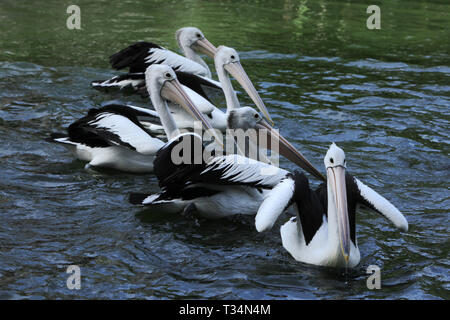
0 0 448 299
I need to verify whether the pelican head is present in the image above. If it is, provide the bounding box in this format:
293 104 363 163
227 107 262 130
324 143 351 264
176 27 217 58
324 143 347 169
145 64 215 134
215 45 274 126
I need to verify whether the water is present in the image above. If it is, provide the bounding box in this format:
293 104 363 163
0 0 449 299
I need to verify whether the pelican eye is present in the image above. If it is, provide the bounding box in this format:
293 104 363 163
230 55 235 60
254 113 260 119
196 33 202 38
165 72 172 78
330 158 334 164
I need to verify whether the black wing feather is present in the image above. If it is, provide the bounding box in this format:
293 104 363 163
109 42 163 72
67 104 159 149
153 134 276 201
92 70 220 102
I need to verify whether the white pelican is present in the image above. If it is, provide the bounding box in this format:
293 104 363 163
255 143 408 268
91 27 221 99
129 112 325 218
110 27 216 78
46 65 216 173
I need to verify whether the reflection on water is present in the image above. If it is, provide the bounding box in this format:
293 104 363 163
0 0 449 299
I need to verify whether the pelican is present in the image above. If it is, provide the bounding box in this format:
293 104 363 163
255 143 408 268
91 27 221 99
46 65 216 173
129 110 325 218
110 27 216 77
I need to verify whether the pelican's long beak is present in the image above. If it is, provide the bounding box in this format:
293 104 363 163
328 165 351 264
224 61 274 126
256 120 326 181
192 38 217 58
161 79 223 148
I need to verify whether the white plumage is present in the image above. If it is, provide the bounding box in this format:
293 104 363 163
144 47 210 77
280 216 361 268
355 178 408 231
255 177 295 232
90 113 163 155
202 154 288 186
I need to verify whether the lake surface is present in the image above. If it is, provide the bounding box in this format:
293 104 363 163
0 0 448 299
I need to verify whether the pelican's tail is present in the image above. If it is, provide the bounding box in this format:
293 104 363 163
129 193 154 205
45 132 77 146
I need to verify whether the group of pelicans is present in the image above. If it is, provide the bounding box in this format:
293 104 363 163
47 27 408 268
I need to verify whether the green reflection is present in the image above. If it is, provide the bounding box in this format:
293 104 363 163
0 0 448 67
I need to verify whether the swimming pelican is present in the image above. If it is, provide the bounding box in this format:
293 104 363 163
255 143 408 268
46 65 216 173
92 27 221 98
111 27 216 77
129 112 325 218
